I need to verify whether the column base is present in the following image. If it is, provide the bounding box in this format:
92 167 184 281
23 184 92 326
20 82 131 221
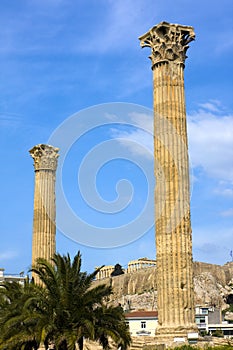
155 324 199 345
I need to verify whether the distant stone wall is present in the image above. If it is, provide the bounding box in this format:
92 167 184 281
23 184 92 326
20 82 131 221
193 261 230 285
93 262 233 310
94 266 156 295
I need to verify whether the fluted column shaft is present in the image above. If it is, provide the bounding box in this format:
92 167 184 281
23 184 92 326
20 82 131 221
32 169 56 263
30 144 59 282
139 22 197 336
154 61 194 330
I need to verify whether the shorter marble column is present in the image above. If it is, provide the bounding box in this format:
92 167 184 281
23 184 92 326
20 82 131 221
30 144 59 282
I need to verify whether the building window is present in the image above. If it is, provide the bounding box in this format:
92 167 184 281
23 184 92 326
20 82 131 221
201 309 208 315
195 316 206 326
141 321 146 329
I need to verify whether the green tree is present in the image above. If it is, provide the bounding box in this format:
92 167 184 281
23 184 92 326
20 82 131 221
93 304 131 349
0 251 131 350
0 278 40 349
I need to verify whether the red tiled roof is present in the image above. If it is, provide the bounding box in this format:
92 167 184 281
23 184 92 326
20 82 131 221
125 311 158 318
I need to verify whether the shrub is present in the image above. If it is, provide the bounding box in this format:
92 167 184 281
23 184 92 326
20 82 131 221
211 329 224 338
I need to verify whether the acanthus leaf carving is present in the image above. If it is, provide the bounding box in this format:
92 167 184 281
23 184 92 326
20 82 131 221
29 144 59 171
139 21 195 68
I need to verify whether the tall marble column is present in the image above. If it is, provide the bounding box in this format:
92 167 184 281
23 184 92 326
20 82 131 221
139 22 197 337
29 144 59 281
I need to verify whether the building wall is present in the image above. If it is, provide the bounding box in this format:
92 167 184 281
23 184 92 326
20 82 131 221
0 268 26 285
126 318 158 336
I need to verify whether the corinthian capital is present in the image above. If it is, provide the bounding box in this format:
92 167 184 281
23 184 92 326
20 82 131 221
29 144 59 171
139 21 195 68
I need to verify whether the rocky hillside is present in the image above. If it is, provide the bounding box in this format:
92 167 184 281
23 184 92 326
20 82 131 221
94 261 233 313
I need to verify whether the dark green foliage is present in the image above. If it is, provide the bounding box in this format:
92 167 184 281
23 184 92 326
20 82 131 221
0 278 42 349
0 251 131 350
199 330 208 336
172 347 194 350
227 304 233 312
211 329 224 338
110 264 124 277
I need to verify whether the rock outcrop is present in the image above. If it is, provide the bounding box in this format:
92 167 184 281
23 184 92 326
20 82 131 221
94 261 233 311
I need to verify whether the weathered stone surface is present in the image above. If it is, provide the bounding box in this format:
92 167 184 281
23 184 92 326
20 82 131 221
30 144 59 171
139 22 196 337
225 311 233 321
194 272 225 307
94 262 233 311
30 144 59 283
139 22 195 68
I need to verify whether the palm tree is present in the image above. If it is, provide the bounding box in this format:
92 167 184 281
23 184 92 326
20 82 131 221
93 304 131 350
0 251 131 350
0 278 41 349
30 251 113 349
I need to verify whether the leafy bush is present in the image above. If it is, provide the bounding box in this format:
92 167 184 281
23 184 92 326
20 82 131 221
211 329 224 338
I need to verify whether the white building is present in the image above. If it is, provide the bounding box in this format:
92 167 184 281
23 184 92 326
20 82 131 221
0 268 26 285
124 311 158 336
195 306 233 338
125 307 233 339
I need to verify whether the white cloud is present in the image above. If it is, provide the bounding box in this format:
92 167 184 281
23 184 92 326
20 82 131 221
0 251 18 261
116 66 152 99
0 2 67 55
110 111 153 159
109 102 233 187
198 100 223 113
0 113 22 128
187 101 233 182
76 0 152 54
193 242 231 265
193 227 233 265
128 112 153 131
214 187 233 197
111 128 153 159
220 208 233 217
215 28 233 54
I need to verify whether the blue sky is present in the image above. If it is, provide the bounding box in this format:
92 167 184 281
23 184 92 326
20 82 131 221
0 0 233 275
